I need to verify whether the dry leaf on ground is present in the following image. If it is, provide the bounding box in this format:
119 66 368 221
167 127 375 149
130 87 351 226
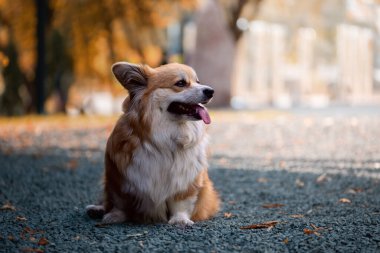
0 202 16 211
95 223 110 228
66 159 78 170
20 227 44 241
240 220 279 229
304 224 323 236
339 198 351 203
224 212 233 218
346 188 364 194
290 214 304 218
257 177 268 183
8 235 16 241
262 203 285 208
304 228 316 235
316 173 329 184
16 216 27 221
295 178 305 188
38 237 49 246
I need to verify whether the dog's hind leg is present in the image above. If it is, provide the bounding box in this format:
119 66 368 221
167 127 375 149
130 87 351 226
86 204 105 219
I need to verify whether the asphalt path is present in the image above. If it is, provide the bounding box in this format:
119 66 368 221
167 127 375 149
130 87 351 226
1 108 380 252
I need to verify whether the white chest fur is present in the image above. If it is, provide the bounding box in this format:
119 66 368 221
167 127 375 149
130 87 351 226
124 116 208 217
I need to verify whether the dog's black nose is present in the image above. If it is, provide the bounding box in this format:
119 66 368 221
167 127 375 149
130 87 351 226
203 88 214 98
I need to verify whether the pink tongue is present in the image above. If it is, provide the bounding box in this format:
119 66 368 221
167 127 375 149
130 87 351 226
197 106 211 124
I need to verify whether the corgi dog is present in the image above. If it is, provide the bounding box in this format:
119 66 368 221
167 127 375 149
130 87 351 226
86 62 220 226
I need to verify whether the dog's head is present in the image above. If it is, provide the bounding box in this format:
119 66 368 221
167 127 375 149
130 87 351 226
112 62 214 124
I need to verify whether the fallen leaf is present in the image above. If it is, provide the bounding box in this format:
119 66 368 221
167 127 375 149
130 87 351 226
290 214 304 218
240 220 279 229
38 238 49 246
228 201 236 205
339 198 351 203
8 235 16 241
295 178 305 188
1 202 16 211
224 212 233 218
346 188 364 194
283 238 289 244
257 177 268 183
316 173 329 184
262 203 285 209
20 227 44 241
16 216 27 221
126 233 145 238
303 228 314 235
95 223 109 228
66 159 78 170
21 248 44 253
303 224 323 236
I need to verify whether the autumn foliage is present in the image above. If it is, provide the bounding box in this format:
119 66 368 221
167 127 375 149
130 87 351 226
0 0 197 114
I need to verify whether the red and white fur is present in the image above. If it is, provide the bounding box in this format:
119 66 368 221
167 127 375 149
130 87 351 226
86 62 220 226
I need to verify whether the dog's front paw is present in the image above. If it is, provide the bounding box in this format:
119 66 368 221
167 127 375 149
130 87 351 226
168 213 194 226
86 204 105 219
102 209 126 224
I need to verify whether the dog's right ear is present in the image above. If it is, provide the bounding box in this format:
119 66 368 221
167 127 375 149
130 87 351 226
112 62 148 96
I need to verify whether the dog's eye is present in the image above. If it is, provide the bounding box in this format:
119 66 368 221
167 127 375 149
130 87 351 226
174 80 187 87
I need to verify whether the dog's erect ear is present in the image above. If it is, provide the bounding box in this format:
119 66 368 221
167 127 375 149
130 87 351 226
112 62 148 95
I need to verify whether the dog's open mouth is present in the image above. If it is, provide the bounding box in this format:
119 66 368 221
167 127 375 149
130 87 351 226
167 102 211 124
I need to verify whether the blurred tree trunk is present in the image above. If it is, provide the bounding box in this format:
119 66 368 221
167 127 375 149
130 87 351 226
0 39 24 115
35 0 47 114
226 0 263 42
191 0 263 106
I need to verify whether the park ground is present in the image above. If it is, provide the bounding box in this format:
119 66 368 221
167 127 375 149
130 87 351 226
1 107 380 252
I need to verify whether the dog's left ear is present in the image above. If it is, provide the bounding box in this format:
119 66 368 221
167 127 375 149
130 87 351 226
112 62 149 97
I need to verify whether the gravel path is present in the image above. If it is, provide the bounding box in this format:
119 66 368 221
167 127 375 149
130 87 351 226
1 107 380 252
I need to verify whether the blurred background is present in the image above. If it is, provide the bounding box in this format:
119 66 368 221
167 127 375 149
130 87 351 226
0 0 380 116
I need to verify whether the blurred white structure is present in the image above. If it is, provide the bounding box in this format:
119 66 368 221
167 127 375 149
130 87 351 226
232 19 379 109
336 24 374 104
232 21 290 109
